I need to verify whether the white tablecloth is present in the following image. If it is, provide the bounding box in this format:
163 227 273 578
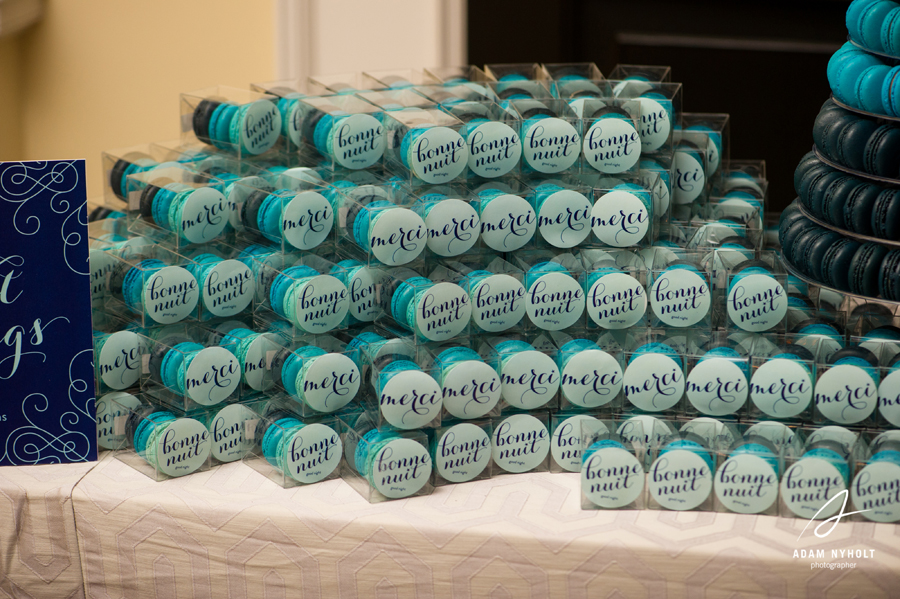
0 461 93 599
4 452 900 598
59 453 900 599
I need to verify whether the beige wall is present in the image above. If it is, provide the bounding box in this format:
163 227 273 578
1 0 463 199
4 0 276 198
0 35 23 161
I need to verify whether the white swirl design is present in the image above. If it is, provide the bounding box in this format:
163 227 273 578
0 161 87 275
0 345 95 465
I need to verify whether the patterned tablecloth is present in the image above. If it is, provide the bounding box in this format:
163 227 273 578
4 452 900 598
0 461 94 599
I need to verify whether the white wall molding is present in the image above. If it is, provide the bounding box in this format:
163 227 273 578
439 0 467 67
276 0 467 83
275 0 312 82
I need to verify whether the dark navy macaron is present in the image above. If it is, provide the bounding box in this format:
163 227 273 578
520 103 556 119
837 118 879 172
815 174 856 223
823 111 860 161
109 158 134 201
799 163 836 211
864 125 900 177
814 108 852 159
863 323 900 340
588 105 632 120
880 249 900 300
139 184 161 224
790 226 830 276
779 201 804 229
794 152 821 195
821 235 863 291
775 343 817 362
808 170 848 216
807 230 845 282
779 205 807 249
241 189 270 232
109 153 155 201
498 84 538 100
781 216 821 262
844 182 883 235
850 241 890 296
872 187 900 240
192 99 222 145
826 345 879 366
300 109 326 145
88 206 114 222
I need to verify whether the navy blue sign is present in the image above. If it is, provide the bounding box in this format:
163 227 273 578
0 160 96 465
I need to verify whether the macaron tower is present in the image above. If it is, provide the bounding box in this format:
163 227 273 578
782 0 900 297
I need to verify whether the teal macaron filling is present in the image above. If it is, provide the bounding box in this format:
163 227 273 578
628 341 681 365
122 259 165 313
269 265 318 318
660 438 715 472
280 345 328 399
525 260 568 290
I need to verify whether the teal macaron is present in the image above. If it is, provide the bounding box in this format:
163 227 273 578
134 410 177 455
860 0 899 51
280 346 328 399
219 328 255 356
390 276 431 325
122 259 164 313
269 265 318 318
827 43 864 85
400 128 427 169
257 191 290 242
228 103 254 153
212 103 240 150
882 6 900 56
835 52 882 105
628 341 681 365
849 0 881 41
160 342 203 391
352 199 395 252
855 64 893 112
525 260 568 290
556 338 600 371
610 182 652 214
261 416 305 468
167 189 200 238
660 438 715 472
882 66 900 116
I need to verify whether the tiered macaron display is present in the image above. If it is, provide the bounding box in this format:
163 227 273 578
87 59 899 522
783 0 900 309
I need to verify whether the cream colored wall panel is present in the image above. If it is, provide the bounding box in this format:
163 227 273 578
18 0 276 197
310 0 443 75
